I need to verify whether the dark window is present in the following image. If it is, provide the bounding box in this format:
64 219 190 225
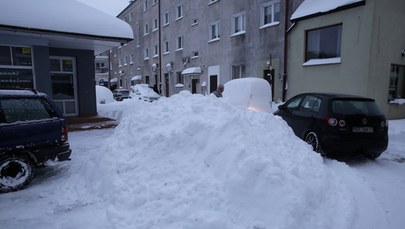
306 24 342 61
0 98 56 124
388 64 405 102
0 46 12 65
332 99 383 116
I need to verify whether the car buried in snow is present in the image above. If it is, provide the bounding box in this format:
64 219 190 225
274 93 388 160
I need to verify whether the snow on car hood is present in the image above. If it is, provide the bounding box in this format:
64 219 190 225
76 91 356 228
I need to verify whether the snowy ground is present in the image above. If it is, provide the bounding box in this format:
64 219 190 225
1 92 404 229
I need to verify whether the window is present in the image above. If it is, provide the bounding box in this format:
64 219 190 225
232 12 246 35
164 41 169 54
177 36 183 50
191 19 199 26
0 99 55 123
153 0 158 5
118 58 122 67
0 46 32 66
388 64 405 102
153 45 159 57
153 18 158 31
176 72 183 84
305 24 342 62
261 1 280 27
125 56 129 66
300 95 321 112
143 0 148 12
144 24 149 35
164 12 170 25
209 21 220 41
129 12 133 21
232 65 246 79
176 4 183 20
144 48 149 59
192 51 199 58
130 54 134 64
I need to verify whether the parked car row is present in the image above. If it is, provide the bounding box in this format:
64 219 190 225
112 85 160 102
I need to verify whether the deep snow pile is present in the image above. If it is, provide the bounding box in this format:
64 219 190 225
82 91 355 229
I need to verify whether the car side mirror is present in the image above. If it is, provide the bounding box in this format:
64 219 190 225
278 104 287 111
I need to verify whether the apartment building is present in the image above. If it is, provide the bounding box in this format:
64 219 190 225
110 0 303 101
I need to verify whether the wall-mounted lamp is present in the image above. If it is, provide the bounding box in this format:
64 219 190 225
136 65 142 71
266 54 273 70
166 62 173 73
151 63 159 72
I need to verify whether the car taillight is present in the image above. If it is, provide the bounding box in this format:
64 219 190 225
325 117 346 127
61 126 68 143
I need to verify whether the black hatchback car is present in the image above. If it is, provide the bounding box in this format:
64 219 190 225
274 93 388 159
0 89 71 192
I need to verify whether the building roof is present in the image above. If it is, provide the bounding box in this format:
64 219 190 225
0 0 134 54
291 0 365 21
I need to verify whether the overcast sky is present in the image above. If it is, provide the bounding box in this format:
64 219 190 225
76 0 130 16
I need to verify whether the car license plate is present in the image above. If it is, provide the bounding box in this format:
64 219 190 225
352 127 374 133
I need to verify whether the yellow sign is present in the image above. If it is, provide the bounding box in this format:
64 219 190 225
22 47 31 54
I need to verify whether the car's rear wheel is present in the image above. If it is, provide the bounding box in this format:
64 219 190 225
0 155 34 193
304 132 324 155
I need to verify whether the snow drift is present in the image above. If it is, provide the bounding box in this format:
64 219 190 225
81 91 355 229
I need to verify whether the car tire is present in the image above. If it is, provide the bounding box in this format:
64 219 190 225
304 132 324 155
0 155 34 193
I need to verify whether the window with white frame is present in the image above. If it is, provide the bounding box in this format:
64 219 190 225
176 4 183 20
129 12 133 21
144 48 149 59
261 1 280 26
164 12 170 25
177 36 183 50
144 23 149 35
209 21 220 41
153 18 158 31
305 24 342 62
164 41 169 54
153 45 158 57
144 0 148 12
232 65 246 79
125 56 129 66
232 12 246 35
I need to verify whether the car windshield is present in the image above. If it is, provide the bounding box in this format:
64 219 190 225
331 99 383 116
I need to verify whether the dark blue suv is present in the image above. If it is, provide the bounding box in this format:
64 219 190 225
0 89 71 192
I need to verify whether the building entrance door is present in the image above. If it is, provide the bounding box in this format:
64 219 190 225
264 69 275 101
50 56 78 116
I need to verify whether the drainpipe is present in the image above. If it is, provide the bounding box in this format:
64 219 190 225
282 0 290 102
158 0 162 95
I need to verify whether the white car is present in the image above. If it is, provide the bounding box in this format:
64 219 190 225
223 77 272 112
131 84 160 102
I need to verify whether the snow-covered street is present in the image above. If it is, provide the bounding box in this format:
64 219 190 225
1 93 404 229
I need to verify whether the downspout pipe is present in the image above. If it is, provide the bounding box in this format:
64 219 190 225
282 0 290 102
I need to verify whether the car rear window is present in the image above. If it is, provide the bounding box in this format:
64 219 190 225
0 98 58 124
331 99 383 116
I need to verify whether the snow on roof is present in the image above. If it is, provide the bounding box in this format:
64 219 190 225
291 0 365 21
0 0 133 41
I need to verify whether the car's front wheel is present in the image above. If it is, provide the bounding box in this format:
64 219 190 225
304 132 324 155
0 155 34 193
